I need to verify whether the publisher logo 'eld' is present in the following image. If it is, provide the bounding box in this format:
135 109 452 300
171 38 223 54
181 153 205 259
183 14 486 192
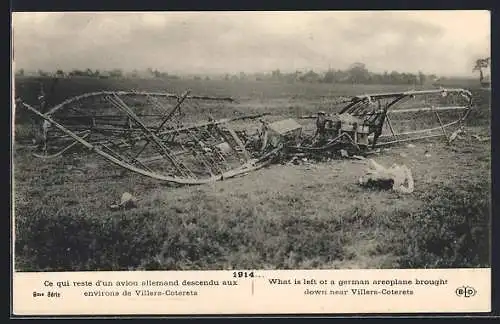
455 286 477 298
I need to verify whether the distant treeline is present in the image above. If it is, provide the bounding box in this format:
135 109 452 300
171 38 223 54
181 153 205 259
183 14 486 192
251 63 436 86
16 62 443 85
15 67 181 80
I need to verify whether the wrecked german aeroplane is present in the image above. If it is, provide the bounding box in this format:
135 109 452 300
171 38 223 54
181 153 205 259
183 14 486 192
15 87 473 185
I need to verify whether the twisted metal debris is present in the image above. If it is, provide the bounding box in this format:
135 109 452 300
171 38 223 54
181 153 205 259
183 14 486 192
16 87 473 185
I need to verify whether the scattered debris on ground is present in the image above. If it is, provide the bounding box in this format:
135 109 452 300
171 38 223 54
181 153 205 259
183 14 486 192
449 128 465 143
18 88 474 186
110 192 138 210
472 134 490 142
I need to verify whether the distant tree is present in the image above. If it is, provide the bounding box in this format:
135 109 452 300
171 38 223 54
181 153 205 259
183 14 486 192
16 68 24 76
370 72 383 84
418 71 426 85
146 68 154 77
37 69 49 77
382 71 390 84
271 69 281 80
399 72 417 85
473 57 490 83
322 69 336 83
84 68 95 77
205 76 210 81
109 69 123 78
55 69 65 78
347 62 370 84
280 72 298 83
69 69 86 77
411 73 418 85
389 71 401 84
365 73 374 84
151 69 161 78
299 70 320 83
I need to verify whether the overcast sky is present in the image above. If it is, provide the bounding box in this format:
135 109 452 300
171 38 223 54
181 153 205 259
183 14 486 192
12 11 490 76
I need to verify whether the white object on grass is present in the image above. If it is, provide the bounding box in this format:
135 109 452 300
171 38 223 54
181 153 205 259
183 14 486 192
358 159 414 194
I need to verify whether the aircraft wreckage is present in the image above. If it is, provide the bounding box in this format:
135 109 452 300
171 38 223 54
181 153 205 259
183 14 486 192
16 87 473 185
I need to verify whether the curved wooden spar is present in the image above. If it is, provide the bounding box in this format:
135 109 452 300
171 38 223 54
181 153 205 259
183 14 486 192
19 100 277 185
46 90 235 115
352 88 473 101
32 130 91 159
340 88 472 114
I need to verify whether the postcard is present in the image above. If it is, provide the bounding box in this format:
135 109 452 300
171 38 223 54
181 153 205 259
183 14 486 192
11 10 491 316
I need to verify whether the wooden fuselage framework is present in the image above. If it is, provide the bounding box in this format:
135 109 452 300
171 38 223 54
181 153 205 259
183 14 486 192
291 88 473 153
16 88 474 185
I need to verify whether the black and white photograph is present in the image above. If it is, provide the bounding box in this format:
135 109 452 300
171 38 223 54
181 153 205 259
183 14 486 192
12 10 491 273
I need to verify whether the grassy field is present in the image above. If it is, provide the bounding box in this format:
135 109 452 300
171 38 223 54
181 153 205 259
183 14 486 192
13 77 491 271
